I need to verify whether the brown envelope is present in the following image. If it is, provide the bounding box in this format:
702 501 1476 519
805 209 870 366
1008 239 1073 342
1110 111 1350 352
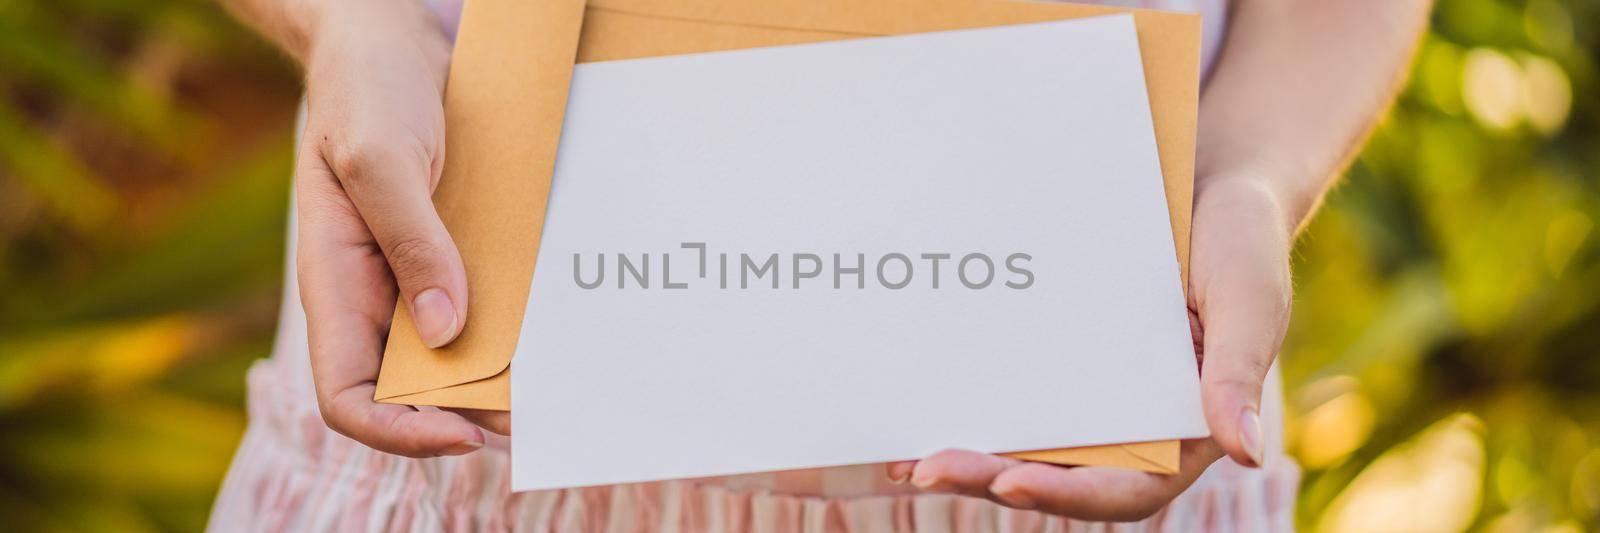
374 0 1201 475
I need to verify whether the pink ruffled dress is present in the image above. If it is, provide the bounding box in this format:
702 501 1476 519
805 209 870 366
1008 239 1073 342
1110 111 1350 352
209 1 1300 530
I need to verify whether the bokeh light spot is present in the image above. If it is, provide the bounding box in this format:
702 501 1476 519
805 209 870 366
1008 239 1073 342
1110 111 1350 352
1520 55 1571 136
1298 390 1376 469
1317 414 1485 533
1462 48 1525 132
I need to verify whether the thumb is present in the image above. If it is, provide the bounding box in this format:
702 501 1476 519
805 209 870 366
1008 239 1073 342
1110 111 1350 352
1191 184 1293 468
1194 252 1290 468
325 141 467 348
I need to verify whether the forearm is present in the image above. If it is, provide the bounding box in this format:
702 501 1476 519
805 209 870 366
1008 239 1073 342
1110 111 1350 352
219 0 444 66
1196 0 1433 232
218 0 323 62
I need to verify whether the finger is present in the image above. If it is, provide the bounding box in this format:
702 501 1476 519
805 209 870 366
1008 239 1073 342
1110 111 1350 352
987 439 1219 521
1191 189 1292 468
321 138 466 349
1197 262 1288 467
1181 437 1227 467
909 449 1022 498
982 439 1221 521
298 150 483 457
447 408 511 436
1188 308 1204 363
988 463 1176 521
326 385 485 457
885 461 916 484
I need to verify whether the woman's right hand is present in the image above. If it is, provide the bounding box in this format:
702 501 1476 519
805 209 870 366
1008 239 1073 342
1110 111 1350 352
290 0 507 457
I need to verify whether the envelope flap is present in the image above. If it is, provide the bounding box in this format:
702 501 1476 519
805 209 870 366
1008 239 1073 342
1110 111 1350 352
1003 440 1180 474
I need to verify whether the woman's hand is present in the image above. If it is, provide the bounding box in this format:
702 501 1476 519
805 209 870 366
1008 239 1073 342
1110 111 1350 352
886 177 1293 521
289 0 508 458
882 0 1433 516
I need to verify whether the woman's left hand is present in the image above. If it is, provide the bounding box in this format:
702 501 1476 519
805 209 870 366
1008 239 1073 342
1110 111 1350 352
886 177 1293 522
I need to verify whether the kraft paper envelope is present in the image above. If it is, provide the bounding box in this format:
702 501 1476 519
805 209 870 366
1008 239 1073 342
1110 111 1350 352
374 0 1201 474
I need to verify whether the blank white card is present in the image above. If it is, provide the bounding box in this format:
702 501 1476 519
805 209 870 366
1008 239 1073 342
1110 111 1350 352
511 14 1207 491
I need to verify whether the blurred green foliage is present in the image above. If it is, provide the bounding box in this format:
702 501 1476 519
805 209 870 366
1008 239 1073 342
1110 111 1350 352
0 0 298 530
1288 0 1600 531
0 0 1596 531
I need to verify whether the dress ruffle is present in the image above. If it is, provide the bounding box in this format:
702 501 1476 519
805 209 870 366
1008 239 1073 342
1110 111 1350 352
209 359 1299 532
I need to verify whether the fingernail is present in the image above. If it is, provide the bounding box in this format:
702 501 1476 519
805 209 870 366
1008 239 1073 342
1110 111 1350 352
991 483 1037 510
1238 406 1264 468
413 288 459 348
440 439 483 456
910 469 939 490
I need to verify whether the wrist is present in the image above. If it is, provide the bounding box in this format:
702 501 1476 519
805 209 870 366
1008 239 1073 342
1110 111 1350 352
296 0 445 62
1194 173 1299 241
273 0 331 61
1195 145 1326 236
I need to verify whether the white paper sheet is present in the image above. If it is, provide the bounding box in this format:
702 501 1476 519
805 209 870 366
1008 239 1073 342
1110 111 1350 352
511 14 1207 492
